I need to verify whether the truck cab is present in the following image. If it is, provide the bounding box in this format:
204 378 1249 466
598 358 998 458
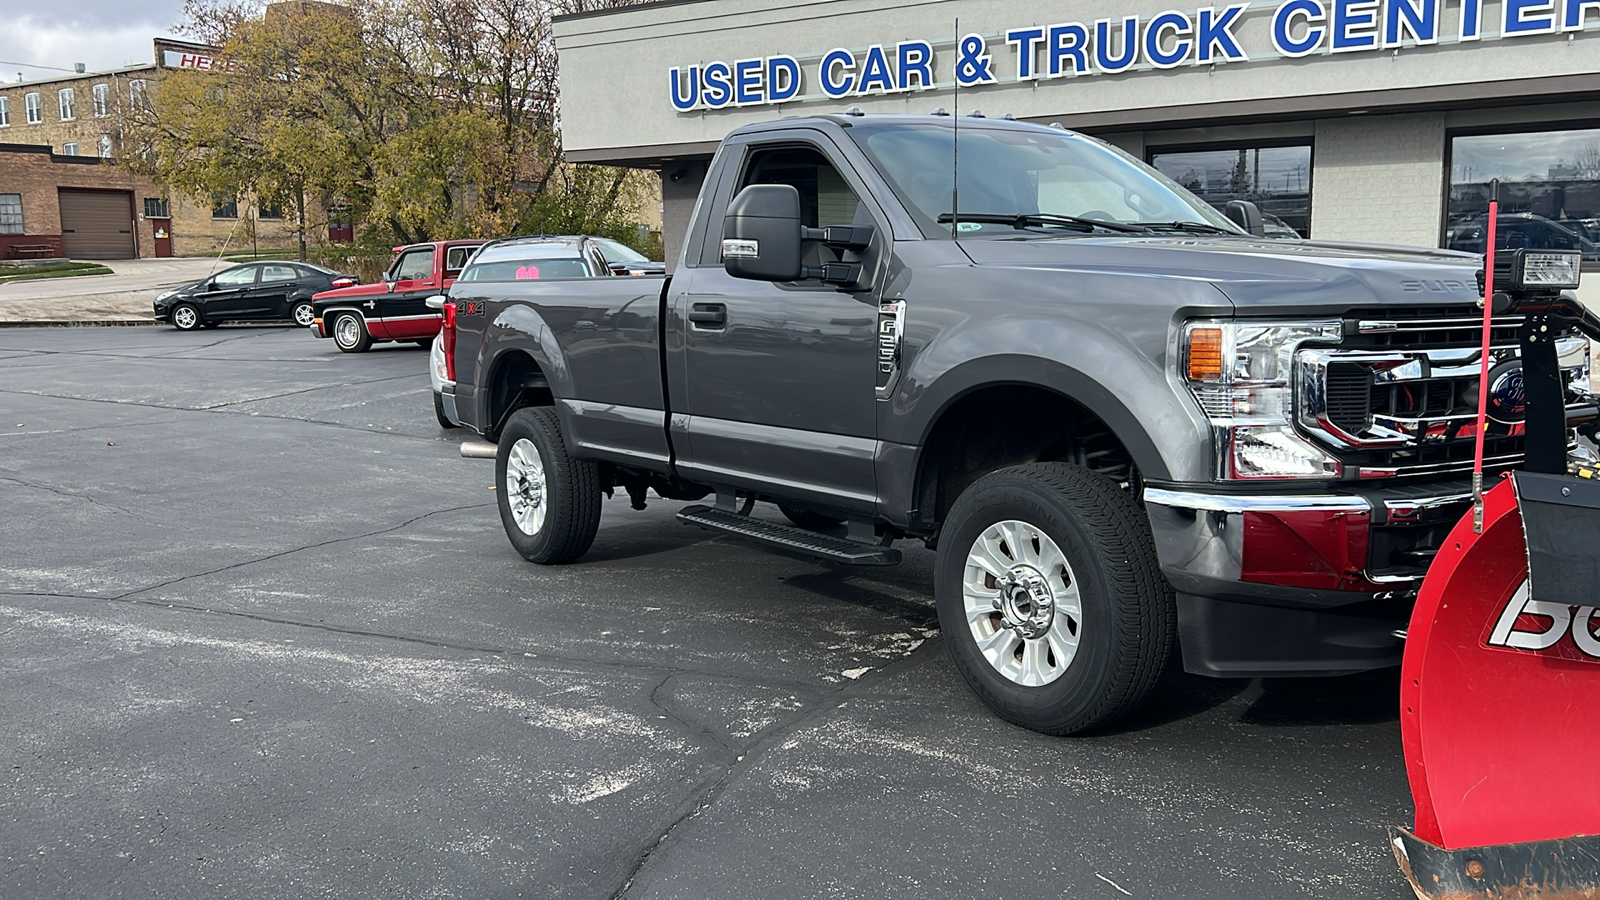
311 239 486 352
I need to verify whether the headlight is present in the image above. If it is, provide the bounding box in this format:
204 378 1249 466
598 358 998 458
1182 319 1344 480
155 289 178 302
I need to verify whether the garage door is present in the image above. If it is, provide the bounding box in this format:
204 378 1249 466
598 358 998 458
59 190 135 259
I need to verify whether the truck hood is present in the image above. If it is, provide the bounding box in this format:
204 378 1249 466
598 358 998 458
958 236 1484 313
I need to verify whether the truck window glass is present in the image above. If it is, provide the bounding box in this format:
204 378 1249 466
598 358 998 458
392 249 433 281
740 145 863 230
445 246 475 273
848 122 1236 238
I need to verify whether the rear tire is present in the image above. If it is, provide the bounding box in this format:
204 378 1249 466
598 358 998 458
433 391 458 429
291 301 316 327
495 407 601 564
332 312 372 353
935 462 1174 735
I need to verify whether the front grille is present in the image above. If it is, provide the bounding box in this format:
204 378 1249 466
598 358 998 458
1298 316 1593 479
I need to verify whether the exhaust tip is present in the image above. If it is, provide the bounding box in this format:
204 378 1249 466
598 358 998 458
460 440 497 460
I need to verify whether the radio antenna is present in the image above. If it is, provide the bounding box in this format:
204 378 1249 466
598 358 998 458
951 17 960 240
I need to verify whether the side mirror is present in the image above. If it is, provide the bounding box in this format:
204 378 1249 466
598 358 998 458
1225 200 1266 237
722 184 804 282
423 294 447 311
205 281 218 291
608 261 631 276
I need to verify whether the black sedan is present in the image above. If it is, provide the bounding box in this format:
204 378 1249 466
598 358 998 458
154 261 357 331
593 238 666 276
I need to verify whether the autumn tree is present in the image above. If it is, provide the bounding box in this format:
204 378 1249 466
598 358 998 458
124 0 657 257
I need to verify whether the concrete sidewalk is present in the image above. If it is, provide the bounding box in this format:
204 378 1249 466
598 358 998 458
0 257 227 325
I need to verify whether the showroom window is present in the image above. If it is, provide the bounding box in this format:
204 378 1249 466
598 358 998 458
0 194 23 234
1149 142 1312 239
1446 126 1600 267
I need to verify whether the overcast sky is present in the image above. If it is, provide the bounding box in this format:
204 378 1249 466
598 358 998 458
0 2 187 84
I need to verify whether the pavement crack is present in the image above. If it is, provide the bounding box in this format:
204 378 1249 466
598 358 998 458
0 473 150 521
201 372 421 410
609 638 944 899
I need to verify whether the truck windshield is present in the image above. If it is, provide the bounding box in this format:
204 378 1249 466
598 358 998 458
847 121 1241 239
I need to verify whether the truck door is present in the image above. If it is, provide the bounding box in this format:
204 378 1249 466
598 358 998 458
669 134 885 514
377 246 441 340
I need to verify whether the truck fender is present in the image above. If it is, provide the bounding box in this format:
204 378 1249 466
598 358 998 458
477 304 576 435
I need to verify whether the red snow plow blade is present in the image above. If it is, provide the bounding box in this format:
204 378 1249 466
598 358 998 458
1393 471 1600 899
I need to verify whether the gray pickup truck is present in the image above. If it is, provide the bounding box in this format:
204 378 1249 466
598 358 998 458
444 113 1593 735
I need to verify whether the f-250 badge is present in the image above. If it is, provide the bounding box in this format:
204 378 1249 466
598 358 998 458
876 299 905 390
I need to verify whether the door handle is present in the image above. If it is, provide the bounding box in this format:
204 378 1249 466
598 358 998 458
689 302 727 329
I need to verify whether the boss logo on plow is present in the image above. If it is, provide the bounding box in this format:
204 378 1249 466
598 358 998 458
1486 582 1600 662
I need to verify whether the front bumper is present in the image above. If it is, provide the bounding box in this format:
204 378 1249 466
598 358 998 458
1144 481 1473 677
309 318 329 338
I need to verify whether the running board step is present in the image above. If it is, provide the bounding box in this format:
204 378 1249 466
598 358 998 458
676 505 901 566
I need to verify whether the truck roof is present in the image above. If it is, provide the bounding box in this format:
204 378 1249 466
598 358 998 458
730 111 1074 138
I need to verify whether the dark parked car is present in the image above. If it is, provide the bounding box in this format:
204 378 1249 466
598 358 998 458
1446 212 1600 261
593 237 666 276
155 261 356 331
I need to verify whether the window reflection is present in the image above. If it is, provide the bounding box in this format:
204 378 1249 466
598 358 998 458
1447 128 1600 264
1149 145 1311 239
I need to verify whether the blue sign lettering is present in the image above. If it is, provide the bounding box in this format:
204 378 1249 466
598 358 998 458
821 48 856 97
734 58 763 105
1331 0 1381 51
857 45 895 94
668 65 699 111
1048 23 1091 76
1145 11 1195 67
1504 0 1558 33
1006 27 1047 80
955 33 996 85
1095 17 1140 73
896 41 935 89
1565 0 1600 29
1386 0 1440 45
1274 0 1328 56
703 61 733 108
1197 5 1251 62
1460 0 1484 39
768 56 801 102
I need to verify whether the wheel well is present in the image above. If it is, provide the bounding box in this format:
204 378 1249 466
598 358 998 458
485 350 553 440
913 384 1137 533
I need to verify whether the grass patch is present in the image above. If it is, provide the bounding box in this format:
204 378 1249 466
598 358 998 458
0 261 115 284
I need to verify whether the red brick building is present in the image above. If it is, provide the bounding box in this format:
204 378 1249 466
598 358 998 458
0 143 169 260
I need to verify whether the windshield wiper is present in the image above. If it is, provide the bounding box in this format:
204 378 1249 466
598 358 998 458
938 212 1153 234
1131 221 1240 235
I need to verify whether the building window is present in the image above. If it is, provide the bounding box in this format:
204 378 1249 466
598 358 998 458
25 92 41 124
144 197 170 218
98 135 113 158
93 83 109 117
212 195 238 219
257 202 283 220
62 143 78 156
0 194 22 234
0 97 8 127
129 80 148 107
1446 126 1600 268
57 88 75 121
1149 142 1313 239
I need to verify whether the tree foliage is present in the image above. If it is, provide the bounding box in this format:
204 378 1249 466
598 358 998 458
124 0 657 252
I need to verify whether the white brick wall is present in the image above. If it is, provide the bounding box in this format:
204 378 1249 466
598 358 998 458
1311 114 1446 248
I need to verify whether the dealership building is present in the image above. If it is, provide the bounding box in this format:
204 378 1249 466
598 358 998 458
554 0 1600 303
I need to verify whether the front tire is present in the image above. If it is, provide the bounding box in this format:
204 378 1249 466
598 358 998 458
495 407 601 564
935 462 1174 735
332 312 372 353
291 301 316 327
170 303 202 331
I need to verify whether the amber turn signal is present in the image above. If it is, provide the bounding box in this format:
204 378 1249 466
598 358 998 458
1186 327 1225 382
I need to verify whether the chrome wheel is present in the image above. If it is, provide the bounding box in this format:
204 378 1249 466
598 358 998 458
505 438 547 536
172 305 198 330
334 315 361 348
292 302 316 326
963 519 1082 687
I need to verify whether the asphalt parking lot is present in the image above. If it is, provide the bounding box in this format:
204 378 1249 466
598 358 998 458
0 325 1415 899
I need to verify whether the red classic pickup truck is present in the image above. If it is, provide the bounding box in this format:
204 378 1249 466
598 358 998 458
309 240 486 352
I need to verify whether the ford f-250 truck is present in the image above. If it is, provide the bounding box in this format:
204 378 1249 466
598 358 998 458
444 113 1594 735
